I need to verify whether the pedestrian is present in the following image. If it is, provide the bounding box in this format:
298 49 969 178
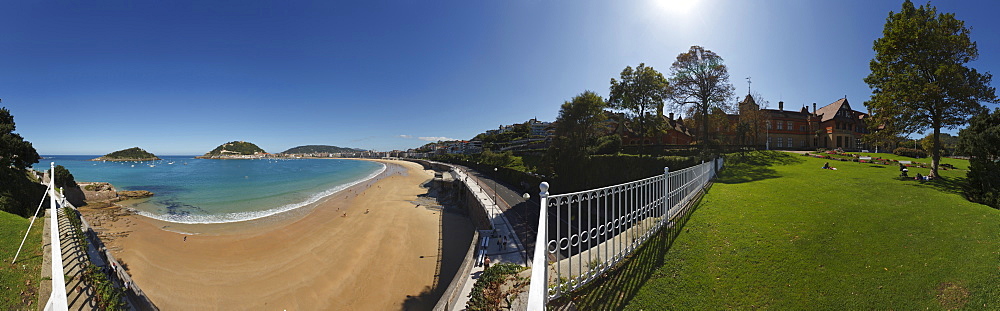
484 256 491 270
183 236 187 242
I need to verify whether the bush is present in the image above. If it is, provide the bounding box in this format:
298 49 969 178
893 147 927 158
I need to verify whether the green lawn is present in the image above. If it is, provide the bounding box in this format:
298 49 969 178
0 211 44 310
562 151 999 310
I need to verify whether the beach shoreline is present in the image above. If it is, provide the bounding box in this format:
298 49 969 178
79 159 474 310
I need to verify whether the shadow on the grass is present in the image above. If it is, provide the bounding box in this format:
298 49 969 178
898 175 968 196
716 151 802 184
549 190 703 310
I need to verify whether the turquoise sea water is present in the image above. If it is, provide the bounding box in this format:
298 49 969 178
41 156 385 224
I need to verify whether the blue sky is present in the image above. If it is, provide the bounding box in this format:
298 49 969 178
3 0 998 155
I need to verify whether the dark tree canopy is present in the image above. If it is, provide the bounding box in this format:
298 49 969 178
864 0 997 177
0 107 44 217
546 91 608 171
668 46 736 146
53 165 77 189
957 108 1000 209
0 107 41 171
609 63 671 144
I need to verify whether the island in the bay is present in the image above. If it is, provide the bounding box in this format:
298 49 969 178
90 147 161 161
196 141 267 159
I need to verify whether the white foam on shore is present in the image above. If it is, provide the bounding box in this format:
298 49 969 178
132 162 388 224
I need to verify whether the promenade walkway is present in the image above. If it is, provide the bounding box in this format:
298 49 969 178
447 167 528 311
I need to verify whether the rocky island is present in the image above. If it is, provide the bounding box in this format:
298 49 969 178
196 141 267 159
90 147 161 161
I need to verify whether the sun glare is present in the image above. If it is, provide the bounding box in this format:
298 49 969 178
650 0 702 17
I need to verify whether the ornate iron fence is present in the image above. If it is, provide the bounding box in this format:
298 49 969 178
527 158 723 306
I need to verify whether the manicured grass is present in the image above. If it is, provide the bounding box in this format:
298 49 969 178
0 210 44 310
561 151 998 310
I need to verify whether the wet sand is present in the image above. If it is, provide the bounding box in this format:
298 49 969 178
80 159 467 310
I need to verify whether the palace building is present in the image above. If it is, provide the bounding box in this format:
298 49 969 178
737 95 871 150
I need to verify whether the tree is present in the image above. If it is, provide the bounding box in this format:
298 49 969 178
864 0 998 177
957 108 1000 209
920 132 958 155
0 107 44 217
546 91 608 175
54 165 77 189
668 46 736 148
608 63 671 146
737 93 770 149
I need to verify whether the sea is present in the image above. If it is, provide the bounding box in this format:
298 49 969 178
39 155 385 224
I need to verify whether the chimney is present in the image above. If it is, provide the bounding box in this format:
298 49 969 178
778 101 784 111
668 112 674 120
812 103 817 114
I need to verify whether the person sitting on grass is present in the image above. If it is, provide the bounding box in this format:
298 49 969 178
822 162 837 170
915 173 924 182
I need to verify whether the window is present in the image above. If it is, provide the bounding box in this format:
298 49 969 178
768 137 772 147
767 121 772 129
777 137 784 148
801 125 806 131
787 121 794 130
777 121 784 130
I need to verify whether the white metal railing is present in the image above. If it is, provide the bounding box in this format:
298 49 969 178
527 158 724 307
45 162 68 311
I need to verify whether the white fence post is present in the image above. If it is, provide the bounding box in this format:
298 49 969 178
46 162 68 311
527 182 549 310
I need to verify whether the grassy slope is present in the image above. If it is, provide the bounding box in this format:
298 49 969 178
620 151 998 310
0 210 44 310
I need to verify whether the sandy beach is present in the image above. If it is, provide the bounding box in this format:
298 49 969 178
79 159 474 310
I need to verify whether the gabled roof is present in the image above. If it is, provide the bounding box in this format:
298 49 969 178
815 98 853 122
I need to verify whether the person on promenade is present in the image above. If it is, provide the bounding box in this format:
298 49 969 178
484 257 491 270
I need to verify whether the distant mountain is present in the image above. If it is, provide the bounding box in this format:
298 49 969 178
90 147 160 161
281 145 362 154
198 141 266 158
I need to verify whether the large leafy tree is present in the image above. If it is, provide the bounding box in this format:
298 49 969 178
0 107 44 217
609 63 671 145
957 108 1000 209
864 0 998 177
546 91 608 175
668 46 736 147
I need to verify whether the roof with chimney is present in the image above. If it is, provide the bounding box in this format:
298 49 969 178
815 98 859 122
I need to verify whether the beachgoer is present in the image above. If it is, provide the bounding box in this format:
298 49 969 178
183 236 187 241
822 162 830 169
484 257 491 270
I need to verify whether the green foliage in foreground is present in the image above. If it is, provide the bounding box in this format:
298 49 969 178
0 210 43 310
566 151 998 309
100 147 159 160
467 263 527 311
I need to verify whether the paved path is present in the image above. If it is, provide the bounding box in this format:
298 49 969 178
447 167 529 311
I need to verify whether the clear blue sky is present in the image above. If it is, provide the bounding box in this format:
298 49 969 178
3 0 998 155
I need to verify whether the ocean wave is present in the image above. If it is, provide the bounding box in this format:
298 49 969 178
132 162 387 224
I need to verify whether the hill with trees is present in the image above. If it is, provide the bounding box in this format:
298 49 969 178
198 141 266 158
90 147 160 161
281 145 361 154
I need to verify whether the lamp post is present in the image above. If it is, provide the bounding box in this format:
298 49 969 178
493 168 498 208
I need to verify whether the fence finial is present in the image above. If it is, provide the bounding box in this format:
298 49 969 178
539 182 549 196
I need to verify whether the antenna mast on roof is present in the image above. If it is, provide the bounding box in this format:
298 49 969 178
746 77 751 95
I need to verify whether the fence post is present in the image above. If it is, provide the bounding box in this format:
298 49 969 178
527 182 550 309
663 167 669 222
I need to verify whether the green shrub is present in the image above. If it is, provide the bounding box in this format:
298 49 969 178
467 263 527 311
893 147 927 158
